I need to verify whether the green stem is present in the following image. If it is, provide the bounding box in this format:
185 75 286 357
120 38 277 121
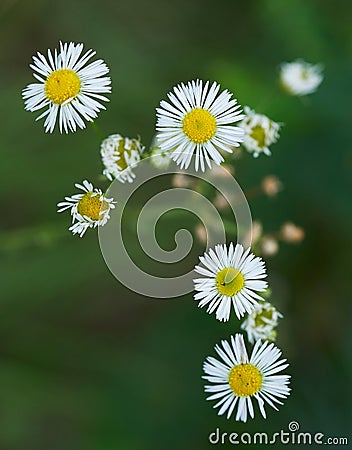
90 121 105 140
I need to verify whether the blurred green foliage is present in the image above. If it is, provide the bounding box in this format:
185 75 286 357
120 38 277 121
0 0 351 448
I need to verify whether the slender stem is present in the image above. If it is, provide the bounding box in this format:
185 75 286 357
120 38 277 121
90 121 105 140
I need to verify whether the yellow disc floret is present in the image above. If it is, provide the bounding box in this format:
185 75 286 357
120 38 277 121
228 363 263 396
45 69 81 105
77 192 106 221
254 307 275 327
114 138 141 170
250 125 266 148
115 139 131 170
182 108 216 143
216 267 245 296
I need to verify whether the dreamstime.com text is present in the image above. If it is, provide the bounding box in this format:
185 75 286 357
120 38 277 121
208 421 348 446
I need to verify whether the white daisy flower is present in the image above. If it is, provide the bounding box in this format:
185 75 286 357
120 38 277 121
57 180 115 237
101 134 144 183
241 301 283 344
240 107 281 158
279 59 323 96
156 79 244 171
194 243 268 321
22 41 111 133
203 333 291 422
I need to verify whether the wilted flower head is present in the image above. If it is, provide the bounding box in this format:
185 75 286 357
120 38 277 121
240 107 281 158
101 134 144 183
57 180 115 237
241 300 283 344
280 60 323 96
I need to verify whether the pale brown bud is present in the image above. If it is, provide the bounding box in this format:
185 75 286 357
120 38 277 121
210 164 235 178
261 175 283 197
280 222 305 243
171 173 193 188
261 236 279 256
213 193 229 210
195 224 207 244
251 220 263 245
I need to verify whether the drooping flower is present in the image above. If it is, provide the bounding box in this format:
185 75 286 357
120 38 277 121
101 134 144 183
241 300 283 343
240 107 281 158
57 180 115 237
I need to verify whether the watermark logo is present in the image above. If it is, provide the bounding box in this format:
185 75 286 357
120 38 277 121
208 421 349 446
98 158 252 298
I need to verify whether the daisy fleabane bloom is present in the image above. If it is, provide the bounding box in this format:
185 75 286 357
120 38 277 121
240 107 281 157
279 60 323 96
241 300 283 344
156 79 244 172
194 243 268 321
101 134 144 183
57 180 115 237
203 334 291 422
22 41 111 133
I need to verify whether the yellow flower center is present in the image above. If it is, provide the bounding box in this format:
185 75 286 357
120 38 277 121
182 108 216 144
250 125 266 148
300 69 309 80
113 139 140 170
115 140 129 170
215 267 245 296
228 363 263 396
77 192 107 221
45 69 81 105
254 308 274 327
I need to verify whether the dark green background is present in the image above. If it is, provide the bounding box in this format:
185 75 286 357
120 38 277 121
1 0 351 448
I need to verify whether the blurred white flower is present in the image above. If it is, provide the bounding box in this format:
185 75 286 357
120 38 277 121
280 60 323 96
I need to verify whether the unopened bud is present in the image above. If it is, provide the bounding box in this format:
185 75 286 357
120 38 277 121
195 224 207 244
261 236 279 256
261 175 283 197
280 222 305 243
